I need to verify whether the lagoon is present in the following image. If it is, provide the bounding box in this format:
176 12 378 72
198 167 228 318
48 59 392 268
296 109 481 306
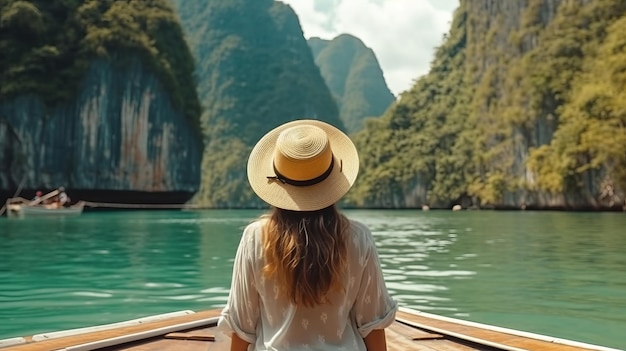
0 209 624 349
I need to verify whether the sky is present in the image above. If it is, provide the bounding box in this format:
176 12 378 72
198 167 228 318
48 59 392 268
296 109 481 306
278 0 459 96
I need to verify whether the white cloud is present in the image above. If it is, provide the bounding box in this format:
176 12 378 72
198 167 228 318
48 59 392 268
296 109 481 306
280 0 457 96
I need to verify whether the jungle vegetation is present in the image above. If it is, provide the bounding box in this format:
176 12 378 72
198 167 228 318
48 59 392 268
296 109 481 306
309 34 395 133
346 0 626 209
0 0 201 130
4 0 624 210
172 0 343 207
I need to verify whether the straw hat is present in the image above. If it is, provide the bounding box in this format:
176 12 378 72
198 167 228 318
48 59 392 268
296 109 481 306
247 119 359 211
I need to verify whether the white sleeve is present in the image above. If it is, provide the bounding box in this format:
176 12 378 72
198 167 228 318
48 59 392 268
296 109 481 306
217 224 260 344
352 227 398 338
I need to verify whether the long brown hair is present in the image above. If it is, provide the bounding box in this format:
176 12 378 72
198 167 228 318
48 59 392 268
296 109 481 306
261 205 349 307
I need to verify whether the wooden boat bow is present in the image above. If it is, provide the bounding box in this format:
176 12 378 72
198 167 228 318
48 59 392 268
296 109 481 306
0 308 620 351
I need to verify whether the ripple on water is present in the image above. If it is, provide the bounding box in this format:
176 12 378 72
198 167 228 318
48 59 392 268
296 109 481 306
455 253 478 260
386 282 447 293
144 282 184 288
200 287 231 294
393 294 450 303
388 256 423 263
2 210 624 350
198 296 229 302
403 270 475 277
155 217 252 224
71 291 113 298
162 294 205 301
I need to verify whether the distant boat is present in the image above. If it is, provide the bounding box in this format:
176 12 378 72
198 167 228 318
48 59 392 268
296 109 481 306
4 189 84 218
0 307 619 351
5 201 85 218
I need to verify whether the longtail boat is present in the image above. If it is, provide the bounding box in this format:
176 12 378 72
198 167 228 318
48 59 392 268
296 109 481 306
0 307 620 351
3 190 84 218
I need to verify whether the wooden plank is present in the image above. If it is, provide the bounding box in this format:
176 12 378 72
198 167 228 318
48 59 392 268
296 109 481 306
2 308 616 351
386 318 503 351
388 321 444 340
395 310 609 351
2 310 221 351
101 337 211 351
102 327 232 351
164 332 215 341
386 322 429 350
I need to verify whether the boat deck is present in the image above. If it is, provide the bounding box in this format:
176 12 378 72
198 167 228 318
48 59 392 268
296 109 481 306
1 308 618 351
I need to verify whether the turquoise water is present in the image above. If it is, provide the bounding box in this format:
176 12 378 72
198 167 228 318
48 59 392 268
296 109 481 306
1 209 625 349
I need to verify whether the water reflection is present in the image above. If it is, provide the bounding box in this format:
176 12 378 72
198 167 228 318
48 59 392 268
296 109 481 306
346 209 626 350
346 210 477 313
1 209 625 349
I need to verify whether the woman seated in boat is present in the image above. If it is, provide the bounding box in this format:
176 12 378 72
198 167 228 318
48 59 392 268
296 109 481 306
219 120 397 351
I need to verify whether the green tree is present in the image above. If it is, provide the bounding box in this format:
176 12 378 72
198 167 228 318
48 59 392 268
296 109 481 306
309 34 395 133
0 0 201 131
172 0 343 207
528 14 626 202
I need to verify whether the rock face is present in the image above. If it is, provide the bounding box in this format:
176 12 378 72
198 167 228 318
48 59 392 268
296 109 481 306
0 58 202 200
461 0 625 210
348 0 626 210
172 0 345 208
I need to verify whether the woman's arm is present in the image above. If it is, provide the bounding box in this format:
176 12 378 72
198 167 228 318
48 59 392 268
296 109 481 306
230 332 251 351
364 329 387 351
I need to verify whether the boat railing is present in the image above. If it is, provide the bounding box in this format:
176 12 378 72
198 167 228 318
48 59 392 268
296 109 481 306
6 197 30 205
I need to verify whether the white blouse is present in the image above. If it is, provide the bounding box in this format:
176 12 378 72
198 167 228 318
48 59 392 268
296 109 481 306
218 219 398 351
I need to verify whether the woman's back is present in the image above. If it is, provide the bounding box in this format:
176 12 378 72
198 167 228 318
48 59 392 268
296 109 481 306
220 218 396 350
218 120 396 350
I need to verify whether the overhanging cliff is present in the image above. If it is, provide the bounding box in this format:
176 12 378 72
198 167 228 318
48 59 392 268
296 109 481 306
0 0 203 204
0 58 202 197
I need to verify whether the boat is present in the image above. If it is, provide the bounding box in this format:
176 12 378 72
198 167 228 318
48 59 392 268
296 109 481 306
5 201 85 217
4 190 85 218
0 307 620 351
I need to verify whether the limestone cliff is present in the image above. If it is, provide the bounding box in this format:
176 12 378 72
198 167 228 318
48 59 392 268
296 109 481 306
348 0 626 210
0 0 202 204
308 34 395 133
463 0 625 210
0 59 201 199
172 0 344 208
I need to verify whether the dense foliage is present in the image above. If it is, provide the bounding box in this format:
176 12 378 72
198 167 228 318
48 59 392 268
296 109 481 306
348 0 626 209
525 0 626 205
309 34 395 133
172 0 343 207
346 9 470 208
0 0 201 129
6 0 622 209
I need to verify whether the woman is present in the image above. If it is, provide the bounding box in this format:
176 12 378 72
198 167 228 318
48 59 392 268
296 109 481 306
219 120 397 350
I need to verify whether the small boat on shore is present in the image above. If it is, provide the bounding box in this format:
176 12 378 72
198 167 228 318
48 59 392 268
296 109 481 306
3 189 84 218
0 307 620 351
